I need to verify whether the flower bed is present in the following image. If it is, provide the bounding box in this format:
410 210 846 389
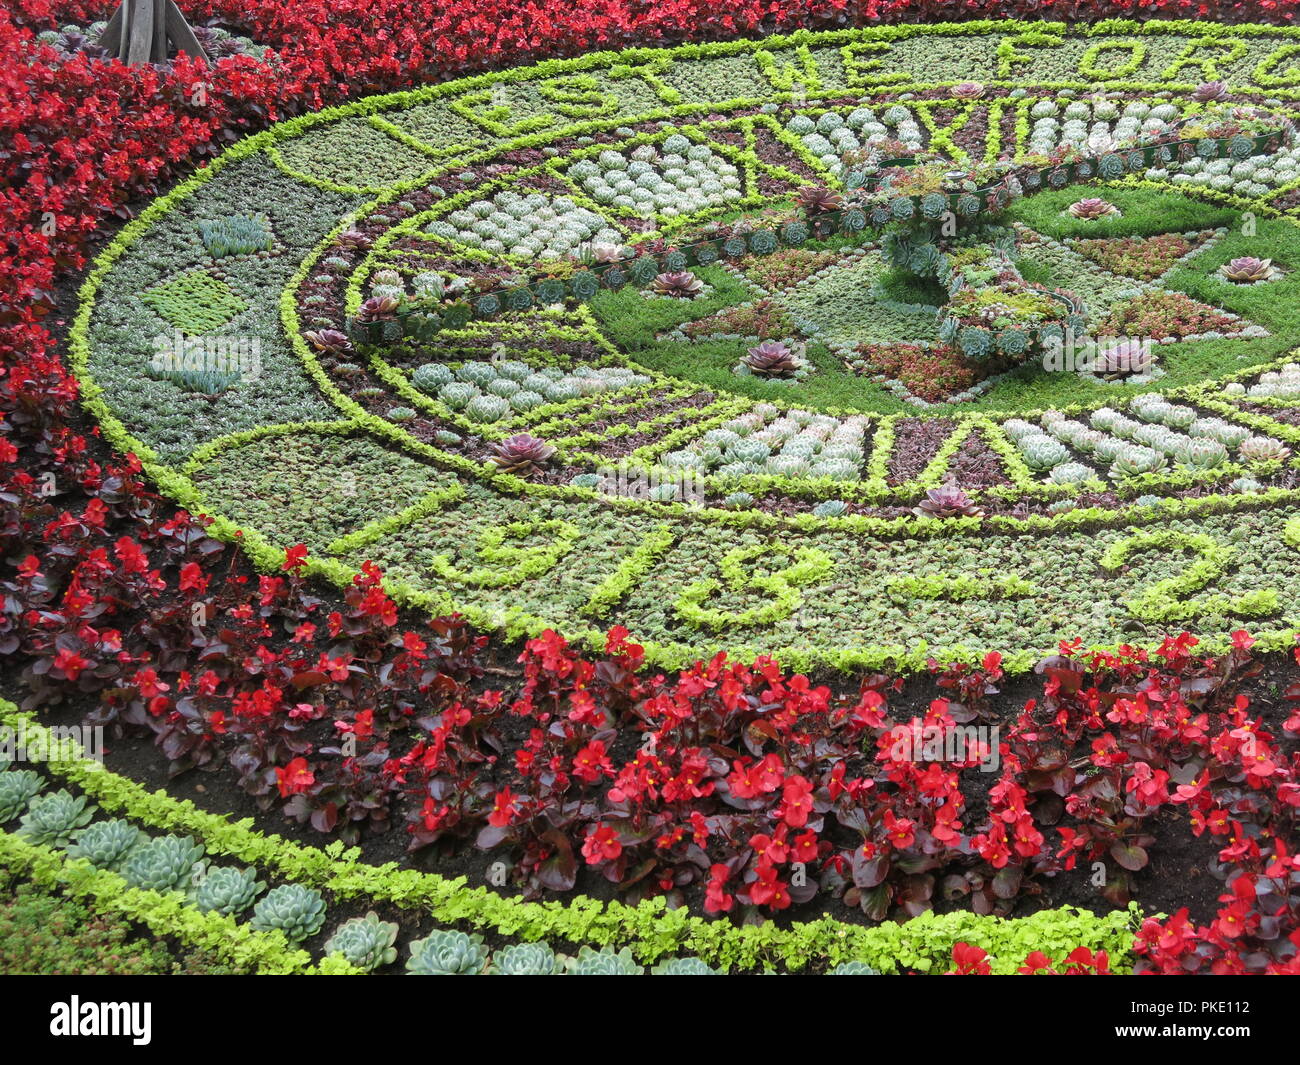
62 19 1300 675
7 7 1300 978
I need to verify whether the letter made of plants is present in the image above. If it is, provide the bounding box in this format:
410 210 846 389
74 20 1300 673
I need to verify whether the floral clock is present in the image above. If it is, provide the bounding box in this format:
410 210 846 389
74 18 1300 671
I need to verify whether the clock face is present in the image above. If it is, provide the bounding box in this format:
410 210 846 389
75 23 1300 670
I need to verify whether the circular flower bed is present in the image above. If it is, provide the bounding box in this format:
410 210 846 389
75 20 1300 674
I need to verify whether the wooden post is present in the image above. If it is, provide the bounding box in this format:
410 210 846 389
99 0 208 67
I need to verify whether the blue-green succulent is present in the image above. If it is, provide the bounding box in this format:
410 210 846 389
121 834 206 893
406 930 490 975
563 945 644 975
650 956 720 975
193 866 265 916
0 768 43 822
489 942 559 975
64 818 141 870
324 912 400 971
17 789 96 847
250 884 328 942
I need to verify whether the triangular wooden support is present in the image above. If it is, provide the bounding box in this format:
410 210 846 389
98 0 208 67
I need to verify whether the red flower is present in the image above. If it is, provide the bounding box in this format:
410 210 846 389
572 740 613 784
704 864 734 914
883 810 915 849
275 757 315 798
488 786 519 827
791 831 818 863
749 832 789 864
420 798 450 832
284 543 309 572
178 562 208 593
777 774 814 827
727 753 784 799
133 668 169 699
1018 951 1056 974
53 647 89 681
748 863 791 910
949 942 991 975
582 824 622 864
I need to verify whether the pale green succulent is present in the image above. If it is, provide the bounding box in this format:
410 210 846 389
1070 428 1106 454
65 818 141 870
438 381 478 409
412 363 454 392
406 930 490 975
490 942 559 975
726 439 771 465
324 912 400 971
1159 405 1198 430
0 768 43 822
1021 437 1071 473
510 390 545 412
543 381 581 403
812 499 849 518
1230 477 1265 494
1089 407 1124 432
563 945 644 975
1045 419 1089 446
811 458 861 481
1047 462 1093 485
767 454 811 478
1190 418 1250 448
251 884 328 942
122 834 206 893
494 360 533 381
487 377 521 398
650 956 720 975
828 961 881 974
1109 444 1169 479
193 866 265 916
17 789 96 847
1091 436 1125 463
465 395 511 423
1177 438 1230 470
723 491 755 509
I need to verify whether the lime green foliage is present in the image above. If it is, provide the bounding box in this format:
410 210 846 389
139 269 247 334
